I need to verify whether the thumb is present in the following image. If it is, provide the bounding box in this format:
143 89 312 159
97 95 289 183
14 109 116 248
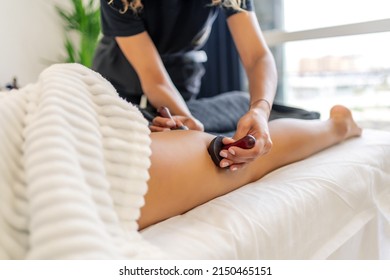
233 123 250 141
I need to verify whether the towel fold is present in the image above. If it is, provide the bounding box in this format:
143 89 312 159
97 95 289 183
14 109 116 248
0 63 164 259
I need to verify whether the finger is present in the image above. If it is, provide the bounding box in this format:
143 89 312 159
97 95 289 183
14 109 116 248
225 148 253 159
229 162 246 171
152 116 176 128
231 131 249 145
221 137 235 146
221 144 270 165
220 149 255 165
232 122 252 143
219 158 234 169
171 117 185 126
225 144 260 159
172 118 189 130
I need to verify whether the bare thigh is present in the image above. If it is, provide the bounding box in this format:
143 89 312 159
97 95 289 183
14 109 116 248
138 130 271 229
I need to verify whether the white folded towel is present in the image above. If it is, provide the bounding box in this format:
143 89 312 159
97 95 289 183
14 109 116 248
0 63 164 259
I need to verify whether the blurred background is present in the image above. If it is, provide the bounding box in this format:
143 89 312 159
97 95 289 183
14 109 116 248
256 0 390 130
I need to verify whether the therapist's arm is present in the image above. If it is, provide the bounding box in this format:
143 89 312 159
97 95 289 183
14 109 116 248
116 32 204 131
219 11 277 170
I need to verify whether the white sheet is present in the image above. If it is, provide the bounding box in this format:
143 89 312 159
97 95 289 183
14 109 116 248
141 129 390 259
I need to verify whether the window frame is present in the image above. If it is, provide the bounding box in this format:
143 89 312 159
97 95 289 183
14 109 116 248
263 18 390 47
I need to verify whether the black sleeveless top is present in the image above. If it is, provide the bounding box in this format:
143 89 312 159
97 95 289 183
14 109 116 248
93 0 253 104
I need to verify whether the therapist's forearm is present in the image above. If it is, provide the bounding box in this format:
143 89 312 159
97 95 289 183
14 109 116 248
246 52 277 116
143 83 192 117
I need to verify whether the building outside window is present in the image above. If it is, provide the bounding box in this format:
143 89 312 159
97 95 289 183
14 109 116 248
255 0 390 130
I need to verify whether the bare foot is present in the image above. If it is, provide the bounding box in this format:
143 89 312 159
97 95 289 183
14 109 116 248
330 105 362 141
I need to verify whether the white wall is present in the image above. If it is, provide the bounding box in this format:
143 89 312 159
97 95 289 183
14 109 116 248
0 0 72 88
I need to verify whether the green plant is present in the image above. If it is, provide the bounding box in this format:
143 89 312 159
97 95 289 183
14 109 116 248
56 0 101 67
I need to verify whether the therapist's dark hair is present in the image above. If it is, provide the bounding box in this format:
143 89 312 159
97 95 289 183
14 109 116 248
118 0 244 13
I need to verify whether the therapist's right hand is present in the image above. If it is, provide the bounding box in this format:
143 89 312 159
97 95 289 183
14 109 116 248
150 115 204 132
177 115 204 131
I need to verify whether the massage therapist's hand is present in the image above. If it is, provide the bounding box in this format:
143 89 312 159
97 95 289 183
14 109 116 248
219 108 273 170
150 115 204 132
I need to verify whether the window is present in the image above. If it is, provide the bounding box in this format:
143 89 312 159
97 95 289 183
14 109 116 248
283 32 390 124
256 0 390 129
284 0 390 31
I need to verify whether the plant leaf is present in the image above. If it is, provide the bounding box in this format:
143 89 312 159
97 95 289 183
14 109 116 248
56 0 101 67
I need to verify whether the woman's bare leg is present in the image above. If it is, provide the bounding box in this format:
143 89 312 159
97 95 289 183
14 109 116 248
138 105 362 229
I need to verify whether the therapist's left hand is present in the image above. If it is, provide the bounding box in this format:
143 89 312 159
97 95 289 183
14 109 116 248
219 108 273 170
